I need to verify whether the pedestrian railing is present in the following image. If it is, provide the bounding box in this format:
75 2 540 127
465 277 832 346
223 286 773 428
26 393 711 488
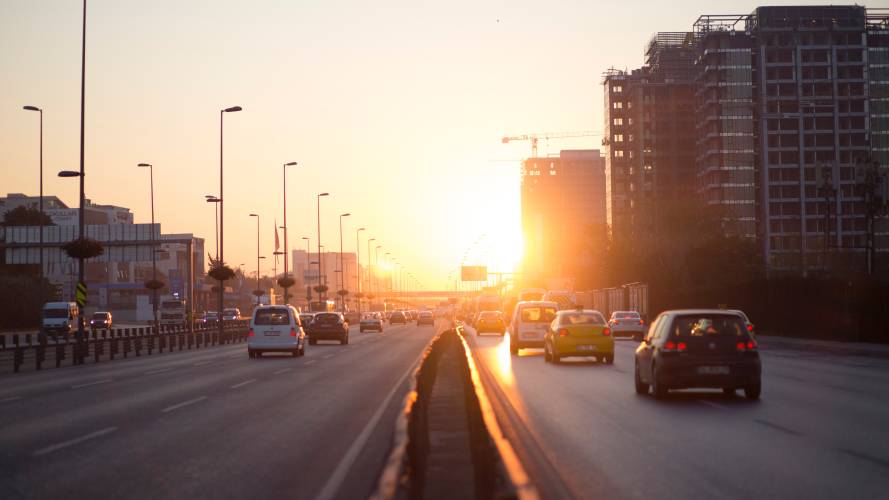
0 321 249 374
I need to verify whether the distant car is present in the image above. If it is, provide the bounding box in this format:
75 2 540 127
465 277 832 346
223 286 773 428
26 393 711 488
475 311 505 335
308 312 350 345
248 305 305 358
634 309 761 400
89 311 113 330
545 309 613 364
416 311 434 326
299 313 315 330
222 308 242 321
508 301 559 355
360 313 384 332
204 311 220 326
609 311 646 340
389 311 407 324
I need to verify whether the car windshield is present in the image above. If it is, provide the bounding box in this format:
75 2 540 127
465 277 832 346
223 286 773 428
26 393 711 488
315 313 340 324
91 313 108 320
479 312 500 320
520 306 557 323
254 308 291 325
223 309 238 315
161 301 182 308
560 312 606 325
614 312 640 319
43 308 69 318
672 314 747 337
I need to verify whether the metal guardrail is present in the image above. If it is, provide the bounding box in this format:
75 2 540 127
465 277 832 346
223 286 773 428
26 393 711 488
373 326 537 500
0 321 250 374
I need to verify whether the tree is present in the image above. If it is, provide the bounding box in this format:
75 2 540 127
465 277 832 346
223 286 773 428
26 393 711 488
1 206 54 227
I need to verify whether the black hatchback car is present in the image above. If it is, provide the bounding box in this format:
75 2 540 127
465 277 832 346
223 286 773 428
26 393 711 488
307 312 350 345
389 311 407 324
634 309 761 399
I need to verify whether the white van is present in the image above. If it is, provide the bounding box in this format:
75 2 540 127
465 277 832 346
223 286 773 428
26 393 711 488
508 301 558 355
248 305 306 358
42 302 79 336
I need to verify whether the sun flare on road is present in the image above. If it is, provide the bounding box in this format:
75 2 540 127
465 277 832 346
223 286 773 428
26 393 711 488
495 334 514 386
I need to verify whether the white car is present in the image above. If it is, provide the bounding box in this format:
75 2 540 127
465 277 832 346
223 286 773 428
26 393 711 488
223 308 242 321
248 305 306 358
508 301 559 355
360 313 384 332
609 311 646 340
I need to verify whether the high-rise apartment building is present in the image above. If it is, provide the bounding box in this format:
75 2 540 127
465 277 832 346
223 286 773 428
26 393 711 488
693 5 889 275
521 150 606 284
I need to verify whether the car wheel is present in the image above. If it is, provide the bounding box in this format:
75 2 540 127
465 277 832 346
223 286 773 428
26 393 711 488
605 354 614 365
341 335 349 345
248 349 255 359
255 351 262 359
651 364 668 399
299 344 306 356
551 348 561 364
634 363 649 394
543 342 551 363
744 383 761 400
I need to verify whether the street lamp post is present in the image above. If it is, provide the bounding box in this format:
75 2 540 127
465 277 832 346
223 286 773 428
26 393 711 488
338 212 351 311
137 163 158 329
301 236 311 304
23 105 43 281
356 227 365 316
205 195 220 258
316 193 329 301
218 105 242 340
249 213 260 295
375 245 381 306
282 161 297 303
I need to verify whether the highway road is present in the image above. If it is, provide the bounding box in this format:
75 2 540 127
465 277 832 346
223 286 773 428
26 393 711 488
0 322 438 500
467 328 889 500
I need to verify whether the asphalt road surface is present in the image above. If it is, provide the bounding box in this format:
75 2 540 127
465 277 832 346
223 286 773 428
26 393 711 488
467 328 889 500
0 322 439 500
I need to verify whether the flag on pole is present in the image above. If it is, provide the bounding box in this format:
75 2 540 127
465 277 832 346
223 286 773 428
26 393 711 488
274 220 280 252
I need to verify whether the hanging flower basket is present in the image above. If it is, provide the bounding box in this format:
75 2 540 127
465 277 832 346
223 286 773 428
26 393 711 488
313 285 329 294
144 279 165 290
207 256 235 282
277 276 295 288
354 292 365 299
337 289 349 297
252 289 265 297
366 294 375 300
62 237 104 260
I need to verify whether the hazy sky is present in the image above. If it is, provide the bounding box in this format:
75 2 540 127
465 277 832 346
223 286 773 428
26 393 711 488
0 0 853 288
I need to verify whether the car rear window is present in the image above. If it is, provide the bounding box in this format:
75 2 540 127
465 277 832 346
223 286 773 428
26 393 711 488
43 308 69 318
315 313 340 324
560 312 606 325
92 313 108 320
671 314 746 337
519 306 556 323
614 311 640 319
254 308 291 325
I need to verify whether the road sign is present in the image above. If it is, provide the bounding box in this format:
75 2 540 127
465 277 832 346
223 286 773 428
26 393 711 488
75 282 87 307
461 265 487 282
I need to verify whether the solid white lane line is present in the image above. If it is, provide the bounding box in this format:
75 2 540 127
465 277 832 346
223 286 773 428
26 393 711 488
230 379 256 389
144 368 174 375
71 379 112 389
274 368 293 375
314 351 422 500
323 354 335 359
305 360 317 365
0 396 22 403
161 396 207 413
193 361 213 367
33 427 118 456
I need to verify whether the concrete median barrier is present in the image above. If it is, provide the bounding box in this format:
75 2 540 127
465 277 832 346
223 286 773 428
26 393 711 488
373 327 537 500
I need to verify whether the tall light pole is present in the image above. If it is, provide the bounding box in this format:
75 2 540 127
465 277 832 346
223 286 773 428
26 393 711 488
249 213 260 296
375 245 382 307
282 161 297 303
137 163 158 329
316 193 329 301
218 105 242 338
23 105 43 281
367 237 375 303
338 212 351 311
301 236 311 304
356 227 365 315
205 195 220 258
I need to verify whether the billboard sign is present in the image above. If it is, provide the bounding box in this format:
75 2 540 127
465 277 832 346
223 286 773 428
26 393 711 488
461 265 487 282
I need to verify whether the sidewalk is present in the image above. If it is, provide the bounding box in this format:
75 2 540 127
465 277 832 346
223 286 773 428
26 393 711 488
758 334 889 359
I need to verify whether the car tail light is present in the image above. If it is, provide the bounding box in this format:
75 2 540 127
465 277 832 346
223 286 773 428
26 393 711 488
558 328 569 337
677 341 687 352
746 339 757 351
639 319 644 325
663 341 677 352
747 324 754 332
248 329 255 337
602 327 611 336
736 342 747 352
290 328 297 337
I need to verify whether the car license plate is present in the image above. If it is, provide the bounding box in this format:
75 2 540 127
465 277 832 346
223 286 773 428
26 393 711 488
265 331 280 337
521 332 540 339
697 366 729 375
577 345 597 352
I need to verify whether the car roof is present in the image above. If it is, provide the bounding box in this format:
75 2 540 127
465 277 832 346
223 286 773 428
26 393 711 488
516 301 559 307
660 309 747 317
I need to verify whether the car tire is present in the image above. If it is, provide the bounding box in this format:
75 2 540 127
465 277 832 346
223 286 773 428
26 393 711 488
255 351 263 359
651 364 668 399
299 343 306 356
744 383 761 400
341 335 349 345
551 348 561 364
605 354 614 365
634 363 649 394
248 349 255 359
544 343 552 363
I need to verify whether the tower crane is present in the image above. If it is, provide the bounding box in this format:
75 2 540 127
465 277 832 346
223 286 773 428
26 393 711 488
501 130 602 158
